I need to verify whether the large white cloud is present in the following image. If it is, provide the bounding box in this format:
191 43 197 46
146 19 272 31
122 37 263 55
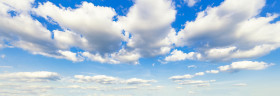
171 0 280 62
118 0 177 57
0 71 60 82
33 1 124 54
0 0 88 62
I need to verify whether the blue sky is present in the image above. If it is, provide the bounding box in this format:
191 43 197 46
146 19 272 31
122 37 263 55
0 0 280 96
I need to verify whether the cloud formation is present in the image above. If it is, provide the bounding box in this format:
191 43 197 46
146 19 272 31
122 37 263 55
168 0 280 62
0 0 279 65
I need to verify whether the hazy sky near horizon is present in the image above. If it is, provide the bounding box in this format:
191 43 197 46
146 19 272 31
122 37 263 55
0 0 280 96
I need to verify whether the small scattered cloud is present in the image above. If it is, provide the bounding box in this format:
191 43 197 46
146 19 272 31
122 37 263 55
218 61 274 72
232 83 248 86
165 50 201 62
184 0 200 7
205 70 219 74
187 65 197 69
0 54 5 59
177 80 216 85
194 72 204 76
169 74 194 80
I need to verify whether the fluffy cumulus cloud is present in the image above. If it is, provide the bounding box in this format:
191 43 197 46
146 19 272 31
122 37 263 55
119 0 177 57
165 49 201 61
74 75 157 85
0 71 60 82
33 2 123 54
0 0 91 62
169 0 280 62
0 0 178 64
218 61 274 72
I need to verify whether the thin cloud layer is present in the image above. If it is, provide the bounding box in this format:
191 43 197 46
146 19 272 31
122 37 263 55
74 75 157 85
0 71 60 82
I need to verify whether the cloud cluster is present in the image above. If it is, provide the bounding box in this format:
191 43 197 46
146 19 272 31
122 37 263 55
0 0 279 64
0 71 60 82
166 0 280 62
0 0 178 64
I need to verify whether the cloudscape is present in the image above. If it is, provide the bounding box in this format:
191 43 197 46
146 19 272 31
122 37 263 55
0 0 279 96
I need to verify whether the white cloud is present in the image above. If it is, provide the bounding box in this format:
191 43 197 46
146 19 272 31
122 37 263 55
0 54 5 59
125 78 157 85
194 72 204 76
74 75 157 85
187 65 197 69
165 49 201 61
74 75 120 84
218 61 274 72
177 80 215 85
205 70 219 74
173 80 216 87
184 0 200 7
174 0 280 62
232 83 248 86
0 71 60 82
169 74 194 80
58 50 84 62
169 72 205 81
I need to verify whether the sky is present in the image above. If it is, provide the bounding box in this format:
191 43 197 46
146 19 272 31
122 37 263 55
0 0 280 96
